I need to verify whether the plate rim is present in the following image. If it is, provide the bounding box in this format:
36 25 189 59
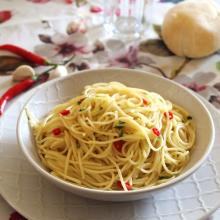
0 69 219 219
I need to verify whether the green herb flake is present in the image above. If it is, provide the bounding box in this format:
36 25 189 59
77 98 85 105
114 121 125 129
119 129 124 137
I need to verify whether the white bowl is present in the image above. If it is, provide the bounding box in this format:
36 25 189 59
17 68 215 201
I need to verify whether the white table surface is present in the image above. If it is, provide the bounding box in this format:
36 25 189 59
0 0 220 219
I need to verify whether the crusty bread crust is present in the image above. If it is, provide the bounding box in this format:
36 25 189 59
162 0 220 58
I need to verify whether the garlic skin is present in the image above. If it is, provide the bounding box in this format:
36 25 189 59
49 65 68 80
12 65 35 82
67 21 87 34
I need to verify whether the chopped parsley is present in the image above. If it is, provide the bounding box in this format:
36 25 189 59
114 121 125 129
119 129 124 137
77 98 85 105
114 121 125 137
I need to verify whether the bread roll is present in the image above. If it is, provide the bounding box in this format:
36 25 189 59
161 0 220 58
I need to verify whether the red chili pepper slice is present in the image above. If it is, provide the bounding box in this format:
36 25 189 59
60 109 70 116
117 180 132 190
0 44 49 65
0 78 35 116
142 98 148 105
52 128 62 136
164 111 173 119
113 140 125 153
152 128 160 136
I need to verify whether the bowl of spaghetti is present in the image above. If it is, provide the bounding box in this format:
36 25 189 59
17 68 215 201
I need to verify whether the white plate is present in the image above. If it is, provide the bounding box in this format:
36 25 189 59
0 87 220 220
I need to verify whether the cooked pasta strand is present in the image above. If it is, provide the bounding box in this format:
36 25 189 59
30 82 195 190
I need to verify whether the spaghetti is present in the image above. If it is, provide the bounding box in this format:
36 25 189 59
30 82 196 191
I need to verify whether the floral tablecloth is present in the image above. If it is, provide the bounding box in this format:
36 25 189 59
0 0 220 219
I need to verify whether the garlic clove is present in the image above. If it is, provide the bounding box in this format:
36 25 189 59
49 65 68 80
12 65 35 82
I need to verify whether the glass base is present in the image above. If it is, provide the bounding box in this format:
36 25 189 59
103 22 142 42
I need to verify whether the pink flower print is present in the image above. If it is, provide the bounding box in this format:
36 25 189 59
214 82 220 91
209 95 220 108
174 72 220 110
175 72 216 92
68 61 90 71
115 8 121 16
36 32 91 62
110 46 138 68
92 40 105 53
27 0 50 3
182 82 207 92
55 43 85 57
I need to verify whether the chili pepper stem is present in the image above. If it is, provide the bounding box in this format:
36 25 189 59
46 62 59 67
0 78 35 116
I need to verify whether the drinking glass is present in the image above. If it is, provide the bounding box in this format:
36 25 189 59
103 0 145 40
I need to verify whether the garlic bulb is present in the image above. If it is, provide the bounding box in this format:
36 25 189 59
162 0 220 58
12 65 35 82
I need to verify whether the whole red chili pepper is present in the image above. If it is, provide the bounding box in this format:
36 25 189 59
0 71 50 116
0 44 50 66
0 78 35 115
